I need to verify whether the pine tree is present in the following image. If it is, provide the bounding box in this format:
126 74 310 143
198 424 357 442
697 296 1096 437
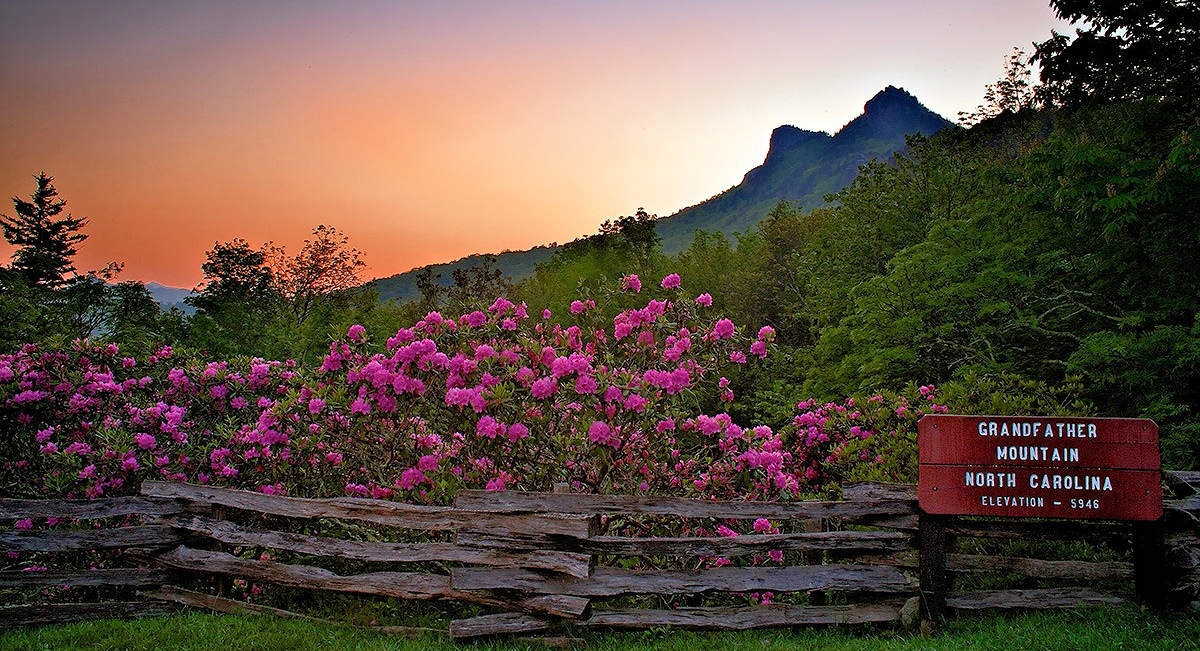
1 173 88 287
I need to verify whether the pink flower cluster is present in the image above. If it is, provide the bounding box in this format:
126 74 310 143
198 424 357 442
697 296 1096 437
0 273 941 516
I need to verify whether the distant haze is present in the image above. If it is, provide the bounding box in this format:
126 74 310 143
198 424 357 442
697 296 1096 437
0 1 1068 287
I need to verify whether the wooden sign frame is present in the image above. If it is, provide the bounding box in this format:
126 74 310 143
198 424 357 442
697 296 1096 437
917 414 1161 521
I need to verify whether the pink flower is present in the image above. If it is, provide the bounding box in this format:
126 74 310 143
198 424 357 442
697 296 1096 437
134 433 157 450
753 518 772 533
660 273 681 289
588 421 619 448
15 519 32 530
308 398 325 414
463 311 487 327
530 376 557 399
418 454 440 471
347 324 366 341
712 318 735 339
350 398 371 415
569 300 587 314
507 422 530 441
476 415 505 439
695 293 712 307
621 274 642 292
757 325 776 341
399 467 426 489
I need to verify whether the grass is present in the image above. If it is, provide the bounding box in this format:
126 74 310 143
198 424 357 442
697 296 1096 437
2 606 1197 651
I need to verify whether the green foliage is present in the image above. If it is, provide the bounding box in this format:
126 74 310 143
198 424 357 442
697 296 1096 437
938 372 1093 419
1034 0 1200 109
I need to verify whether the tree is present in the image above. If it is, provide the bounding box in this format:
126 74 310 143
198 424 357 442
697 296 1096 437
448 256 511 310
267 225 366 326
414 267 444 311
1 173 88 287
959 47 1039 126
1033 0 1200 108
188 238 275 313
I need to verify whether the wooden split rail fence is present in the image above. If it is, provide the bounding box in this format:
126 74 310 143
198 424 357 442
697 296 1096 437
1 472 1197 640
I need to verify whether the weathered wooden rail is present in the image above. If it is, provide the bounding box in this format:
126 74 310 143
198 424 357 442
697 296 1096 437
1 472 1196 640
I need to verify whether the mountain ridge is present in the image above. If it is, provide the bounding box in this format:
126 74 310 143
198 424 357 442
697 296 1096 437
371 86 951 302
652 85 952 252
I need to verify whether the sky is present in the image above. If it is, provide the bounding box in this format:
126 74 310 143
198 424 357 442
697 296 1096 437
0 1 1070 288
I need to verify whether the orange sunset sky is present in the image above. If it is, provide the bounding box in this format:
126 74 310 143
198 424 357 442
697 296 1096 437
1 1 1069 288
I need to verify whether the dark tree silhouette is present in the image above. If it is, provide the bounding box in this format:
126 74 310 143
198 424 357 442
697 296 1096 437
187 238 276 312
1 173 88 287
1034 0 1200 107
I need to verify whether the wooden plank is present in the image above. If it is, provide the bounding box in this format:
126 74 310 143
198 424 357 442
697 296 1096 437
154 546 588 617
580 602 903 630
0 496 180 520
450 613 552 640
451 564 917 597
518 595 592 619
1165 470 1200 489
918 415 1160 469
0 568 168 588
454 490 913 520
945 555 1133 582
851 513 920 531
142 481 596 538
1167 495 1200 518
0 525 182 552
851 551 919 569
946 588 1126 610
946 519 1132 542
169 514 593 577
571 530 913 556
143 585 328 620
919 464 1163 520
141 585 439 637
0 601 176 628
841 482 917 501
155 545 450 599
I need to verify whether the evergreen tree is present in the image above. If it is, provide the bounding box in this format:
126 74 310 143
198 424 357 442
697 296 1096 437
0 173 88 287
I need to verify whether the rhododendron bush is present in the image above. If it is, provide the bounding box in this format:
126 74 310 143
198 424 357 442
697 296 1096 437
1 274 944 504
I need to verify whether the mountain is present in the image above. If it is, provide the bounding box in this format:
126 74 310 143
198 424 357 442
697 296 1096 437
146 282 196 314
654 86 953 252
372 247 558 303
371 86 952 302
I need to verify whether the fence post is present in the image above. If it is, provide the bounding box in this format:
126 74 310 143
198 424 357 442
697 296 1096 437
918 512 949 623
805 518 827 606
1133 519 1166 609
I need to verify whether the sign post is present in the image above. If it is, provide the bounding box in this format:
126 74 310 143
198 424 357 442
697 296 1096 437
916 414 1163 616
918 415 1161 520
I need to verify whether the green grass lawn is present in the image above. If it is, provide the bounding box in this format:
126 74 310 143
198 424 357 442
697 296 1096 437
2 606 1197 651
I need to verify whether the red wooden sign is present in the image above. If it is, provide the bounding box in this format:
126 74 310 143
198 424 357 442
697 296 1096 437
918 415 1162 520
